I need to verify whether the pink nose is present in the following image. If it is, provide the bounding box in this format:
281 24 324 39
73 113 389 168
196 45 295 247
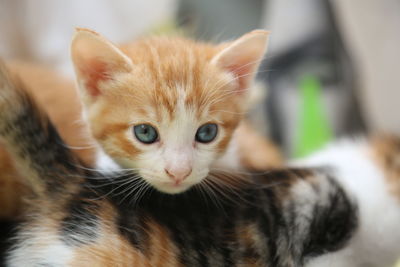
165 167 192 184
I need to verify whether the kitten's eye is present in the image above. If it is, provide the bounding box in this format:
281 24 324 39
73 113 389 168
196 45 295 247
133 124 158 144
195 123 218 143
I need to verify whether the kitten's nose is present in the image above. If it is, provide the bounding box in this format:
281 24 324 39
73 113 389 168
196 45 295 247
165 167 192 184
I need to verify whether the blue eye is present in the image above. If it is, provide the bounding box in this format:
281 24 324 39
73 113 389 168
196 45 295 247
133 124 158 144
195 123 218 143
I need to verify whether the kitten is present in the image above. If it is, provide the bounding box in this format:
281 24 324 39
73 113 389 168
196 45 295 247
70 28 277 194
2 58 400 267
0 50 281 218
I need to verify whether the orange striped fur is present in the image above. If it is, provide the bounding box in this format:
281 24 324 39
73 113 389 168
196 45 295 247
71 28 280 194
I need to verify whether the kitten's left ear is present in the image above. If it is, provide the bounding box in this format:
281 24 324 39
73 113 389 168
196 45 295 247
71 28 134 99
211 30 270 93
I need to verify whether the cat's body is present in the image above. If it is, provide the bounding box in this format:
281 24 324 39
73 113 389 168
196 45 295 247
0 61 95 218
1 59 400 266
295 138 400 267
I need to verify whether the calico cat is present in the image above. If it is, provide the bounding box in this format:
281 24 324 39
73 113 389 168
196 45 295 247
1 56 400 266
70 28 279 194
0 61 95 219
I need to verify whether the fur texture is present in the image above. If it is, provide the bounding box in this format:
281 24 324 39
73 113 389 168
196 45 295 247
294 138 400 266
0 61 95 218
0 48 282 217
1 59 400 266
70 28 277 194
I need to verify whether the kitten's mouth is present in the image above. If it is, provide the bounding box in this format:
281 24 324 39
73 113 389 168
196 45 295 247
142 173 200 194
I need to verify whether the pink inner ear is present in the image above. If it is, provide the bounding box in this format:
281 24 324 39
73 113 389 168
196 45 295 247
80 59 112 97
226 63 255 94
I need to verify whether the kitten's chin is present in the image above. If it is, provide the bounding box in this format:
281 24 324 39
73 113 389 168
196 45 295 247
154 183 193 194
143 175 199 194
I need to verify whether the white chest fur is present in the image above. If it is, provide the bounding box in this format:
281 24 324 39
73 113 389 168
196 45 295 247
295 140 400 267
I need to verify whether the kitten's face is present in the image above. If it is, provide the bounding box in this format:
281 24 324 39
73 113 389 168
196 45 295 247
71 28 269 194
87 67 240 193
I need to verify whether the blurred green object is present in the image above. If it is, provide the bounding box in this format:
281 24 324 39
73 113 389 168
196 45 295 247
294 75 333 158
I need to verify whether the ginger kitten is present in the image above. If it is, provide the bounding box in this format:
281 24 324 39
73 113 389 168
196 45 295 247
71 28 275 194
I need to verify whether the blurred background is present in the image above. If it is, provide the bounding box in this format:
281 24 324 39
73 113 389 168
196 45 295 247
0 0 400 265
0 0 399 157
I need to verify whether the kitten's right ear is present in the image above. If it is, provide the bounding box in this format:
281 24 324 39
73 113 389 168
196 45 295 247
71 28 133 98
211 30 269 94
